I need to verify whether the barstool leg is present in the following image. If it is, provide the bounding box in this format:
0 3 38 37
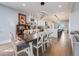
28 48 31 56
37 48 39 56
42 45 44 54
29 42 34 56
44 43 46 52
47 42 49 48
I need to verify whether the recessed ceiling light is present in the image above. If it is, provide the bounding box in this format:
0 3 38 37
58 5 62 8
22 3 26 7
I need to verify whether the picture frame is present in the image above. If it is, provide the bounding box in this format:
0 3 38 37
18 13 26 25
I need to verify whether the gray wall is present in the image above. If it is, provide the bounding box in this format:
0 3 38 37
0 5 26 44
69 11 79 31
69 3 79 56
69 3 79 31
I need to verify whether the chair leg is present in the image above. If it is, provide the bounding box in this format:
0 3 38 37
46 42 49 48
29 42 34 56
44 43 46 52
27 49 31 56
42 45 44 54
14 50 17 56
37 48 39 56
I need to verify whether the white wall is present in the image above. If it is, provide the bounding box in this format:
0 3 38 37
69 3 79 31
69 3 79 56
69 11 79 31
0 5 27 44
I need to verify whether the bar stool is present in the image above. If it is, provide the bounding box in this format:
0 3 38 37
10 33 31 56
32 32 44 56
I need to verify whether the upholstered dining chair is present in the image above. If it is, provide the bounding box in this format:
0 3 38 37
10 33 31 56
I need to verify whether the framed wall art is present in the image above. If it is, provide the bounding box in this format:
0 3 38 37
18 13 26 25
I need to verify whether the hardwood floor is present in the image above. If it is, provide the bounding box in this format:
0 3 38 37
44 31 73 56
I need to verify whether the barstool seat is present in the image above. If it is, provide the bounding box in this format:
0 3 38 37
17 43 30 51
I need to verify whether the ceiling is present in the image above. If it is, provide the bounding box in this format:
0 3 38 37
0 2 74 21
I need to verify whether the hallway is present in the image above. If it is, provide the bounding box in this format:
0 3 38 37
45 31 73 56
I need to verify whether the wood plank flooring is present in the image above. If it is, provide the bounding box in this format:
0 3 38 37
44 31 73 56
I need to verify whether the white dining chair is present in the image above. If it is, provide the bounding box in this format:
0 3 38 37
43 31 49 52
32 32 44 56
10 33 31 56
